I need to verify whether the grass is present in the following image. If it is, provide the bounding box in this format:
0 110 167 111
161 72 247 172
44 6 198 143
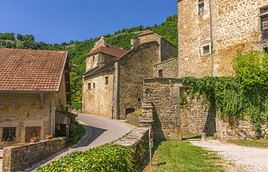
229 139 268 148
144 141 224 172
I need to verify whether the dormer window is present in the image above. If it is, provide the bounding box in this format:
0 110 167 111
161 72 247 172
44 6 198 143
261 7 268 40
198 0 205 16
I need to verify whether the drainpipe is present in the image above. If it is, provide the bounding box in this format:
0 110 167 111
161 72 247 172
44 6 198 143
209 0 214 76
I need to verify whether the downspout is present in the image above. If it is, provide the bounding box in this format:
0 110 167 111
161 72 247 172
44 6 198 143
209 0 214 76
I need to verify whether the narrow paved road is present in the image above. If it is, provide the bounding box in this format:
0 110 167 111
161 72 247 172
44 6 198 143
190 140 268 172
76 113 134 150
28 113 134 171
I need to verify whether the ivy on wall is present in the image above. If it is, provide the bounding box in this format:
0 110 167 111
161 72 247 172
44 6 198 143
180 51 268 131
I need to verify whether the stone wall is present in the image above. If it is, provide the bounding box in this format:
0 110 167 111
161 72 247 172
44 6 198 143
180 88 216 137
116 127 150 171
178 0 268 78
116 42 160 119
216 118 268 140
143 78 181 140
83 70 114 118
2 137 66 172
153 58 178 78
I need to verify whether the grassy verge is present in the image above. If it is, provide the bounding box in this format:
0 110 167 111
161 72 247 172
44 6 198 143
144 141 224 172
228 139 268 148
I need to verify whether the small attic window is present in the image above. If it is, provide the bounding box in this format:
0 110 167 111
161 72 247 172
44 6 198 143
92 56 95 62
198 0 205 16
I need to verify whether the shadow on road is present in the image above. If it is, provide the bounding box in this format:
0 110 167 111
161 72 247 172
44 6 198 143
73 124 107 148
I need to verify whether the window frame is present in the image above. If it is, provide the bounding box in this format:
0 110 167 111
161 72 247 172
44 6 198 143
201 44 212 56
198 0 205 16
105 76 109 85
2 127 16 142
88 83 92 90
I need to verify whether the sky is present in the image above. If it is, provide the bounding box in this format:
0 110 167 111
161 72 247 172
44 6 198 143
0 0 177 43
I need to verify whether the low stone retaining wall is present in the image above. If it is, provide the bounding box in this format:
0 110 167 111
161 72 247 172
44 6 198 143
126 113 140 126
3 137 66 172
216 118 268 140
115 127 150 171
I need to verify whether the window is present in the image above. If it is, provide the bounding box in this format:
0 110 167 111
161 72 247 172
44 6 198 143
2 127 16 141
88 83 91 90
105 77 109 85
93 83 96 89
201 44 211 55
198 0 205 16
158 69 163 78
261 7 268 40
92 56 95 62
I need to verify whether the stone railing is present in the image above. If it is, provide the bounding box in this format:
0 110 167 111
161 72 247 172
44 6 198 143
115 127 150 171
3 137 66 172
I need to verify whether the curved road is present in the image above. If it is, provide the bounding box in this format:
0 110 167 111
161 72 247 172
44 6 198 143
29 113 134 170
76 113 134 150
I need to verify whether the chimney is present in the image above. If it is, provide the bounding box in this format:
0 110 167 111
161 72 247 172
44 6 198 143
131 38 140 49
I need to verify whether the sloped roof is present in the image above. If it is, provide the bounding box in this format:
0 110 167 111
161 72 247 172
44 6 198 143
0 48 68 92
138 30 155 37
89 45 127 57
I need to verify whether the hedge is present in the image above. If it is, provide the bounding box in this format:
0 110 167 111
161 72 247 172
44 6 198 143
35 144 138 172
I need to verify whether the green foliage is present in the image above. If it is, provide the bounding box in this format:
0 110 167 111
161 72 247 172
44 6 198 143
68 120 86 145
35 144 138 172
152 15 178 47
145 141 224 172
0 33 15 40
229 139 268 148
181 51 268 127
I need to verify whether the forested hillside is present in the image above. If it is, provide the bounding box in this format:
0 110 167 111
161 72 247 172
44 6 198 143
0 15 177 108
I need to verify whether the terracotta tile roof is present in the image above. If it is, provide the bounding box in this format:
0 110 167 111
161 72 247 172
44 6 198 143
0 48 68 92
89 45 127 57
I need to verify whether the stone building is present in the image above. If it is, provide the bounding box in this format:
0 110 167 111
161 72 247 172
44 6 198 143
178 0 268 77
82 31 177 119
0 48 71 148
141 0 268 140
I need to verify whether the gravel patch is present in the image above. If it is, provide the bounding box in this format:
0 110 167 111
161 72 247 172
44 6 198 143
190 140 268 172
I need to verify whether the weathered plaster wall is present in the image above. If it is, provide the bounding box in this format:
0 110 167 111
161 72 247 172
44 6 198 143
83 71 114 118
117 42 159 119
85 54 100 72
153 58 178 78
0 94 54 148
178 0 268 78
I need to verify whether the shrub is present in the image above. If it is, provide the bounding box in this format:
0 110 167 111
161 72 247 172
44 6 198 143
35 144 138 172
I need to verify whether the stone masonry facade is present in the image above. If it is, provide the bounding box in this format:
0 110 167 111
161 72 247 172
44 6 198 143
3 137 66 172
178 0 268 77
83 31 177 119
176 0 268 139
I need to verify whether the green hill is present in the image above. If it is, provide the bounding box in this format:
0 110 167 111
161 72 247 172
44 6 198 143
0 15 177 108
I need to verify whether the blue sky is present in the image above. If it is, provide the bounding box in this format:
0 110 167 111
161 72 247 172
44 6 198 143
0 0 177 43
